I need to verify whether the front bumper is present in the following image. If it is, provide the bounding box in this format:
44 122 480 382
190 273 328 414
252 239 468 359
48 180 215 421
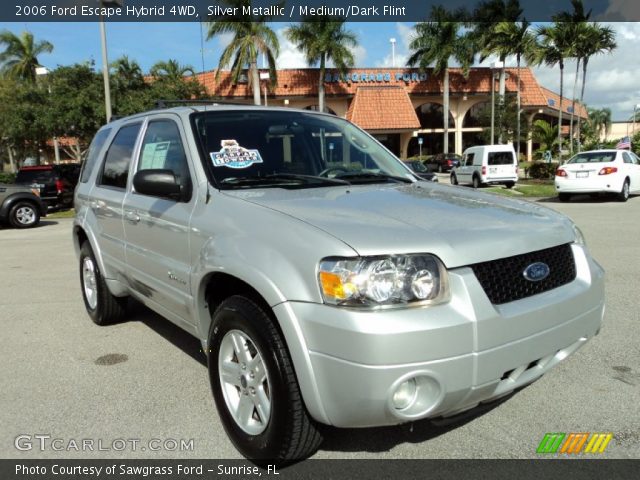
273 245 605 427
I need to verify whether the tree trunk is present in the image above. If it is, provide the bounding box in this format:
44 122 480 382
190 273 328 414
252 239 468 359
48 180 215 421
7 145 16 173
569 59 580 155
558 61 564 160
443 68 449 154
498 58 506 144
516 55 521 161
577 57 589 153
318 55 325 114
250 60 260 106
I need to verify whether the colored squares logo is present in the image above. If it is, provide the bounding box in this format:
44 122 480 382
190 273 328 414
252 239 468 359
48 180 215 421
537 433 613 454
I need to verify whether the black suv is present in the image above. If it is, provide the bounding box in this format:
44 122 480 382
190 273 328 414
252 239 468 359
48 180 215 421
15 164 78 210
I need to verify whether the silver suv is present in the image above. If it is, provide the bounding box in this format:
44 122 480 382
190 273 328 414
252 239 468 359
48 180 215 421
74 106 605 463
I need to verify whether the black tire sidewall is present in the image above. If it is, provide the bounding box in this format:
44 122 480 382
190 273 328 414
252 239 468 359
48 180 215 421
10 202 39 228
79 243 102 323
208 299 292 461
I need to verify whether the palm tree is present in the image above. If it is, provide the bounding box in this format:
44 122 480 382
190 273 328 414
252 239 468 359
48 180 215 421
492 21 535 156
110 55 145 91
0 30 53 82
470 0 523 101
207 0 279 106
531 23 574 160
586 107 612 145
575 24 616 151
554 0 591 154
286 16 356 114
532 119 559 154
408 6 475 154
150 59 196 82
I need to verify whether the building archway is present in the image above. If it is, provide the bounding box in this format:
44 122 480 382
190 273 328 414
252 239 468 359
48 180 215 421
462 101 491 128
415 102 455 129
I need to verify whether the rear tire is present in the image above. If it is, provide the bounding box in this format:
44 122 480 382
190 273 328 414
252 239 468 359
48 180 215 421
450 173 458 185
79 242 127 325
505 182 515 189
472 175 480 189
618 179 630 202
208 295 322 464
558 193 571 202
8 201 40 228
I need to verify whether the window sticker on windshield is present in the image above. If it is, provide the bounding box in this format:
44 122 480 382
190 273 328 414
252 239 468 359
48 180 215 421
210 140 263 169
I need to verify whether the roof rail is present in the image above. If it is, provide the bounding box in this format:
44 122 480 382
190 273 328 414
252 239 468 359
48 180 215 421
154 99 254 109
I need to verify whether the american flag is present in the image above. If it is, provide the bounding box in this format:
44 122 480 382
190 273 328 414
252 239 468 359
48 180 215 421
616 136 631 149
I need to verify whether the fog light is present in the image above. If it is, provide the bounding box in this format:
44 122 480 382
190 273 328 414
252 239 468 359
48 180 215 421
392 378 417 410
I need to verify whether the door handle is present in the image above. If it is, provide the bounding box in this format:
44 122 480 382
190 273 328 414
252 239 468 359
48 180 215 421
90 200 102 210
125 210 140 223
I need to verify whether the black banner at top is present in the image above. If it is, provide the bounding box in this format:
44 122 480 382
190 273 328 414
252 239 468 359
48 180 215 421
2 0 635 23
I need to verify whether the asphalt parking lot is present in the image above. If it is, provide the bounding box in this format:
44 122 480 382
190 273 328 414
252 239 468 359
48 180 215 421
1 190 639 460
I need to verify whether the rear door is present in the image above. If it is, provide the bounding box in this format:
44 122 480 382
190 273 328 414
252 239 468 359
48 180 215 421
122 117 197 326
486 150 516 180
91 121 143 281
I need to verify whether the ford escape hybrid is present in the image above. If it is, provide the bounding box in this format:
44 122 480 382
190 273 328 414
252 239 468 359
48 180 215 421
74 105 605 462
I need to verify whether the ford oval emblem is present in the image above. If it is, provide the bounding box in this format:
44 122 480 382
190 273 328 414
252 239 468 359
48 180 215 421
523 262 550 282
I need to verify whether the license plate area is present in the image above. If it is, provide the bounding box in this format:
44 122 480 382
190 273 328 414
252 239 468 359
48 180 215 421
576 171 589 178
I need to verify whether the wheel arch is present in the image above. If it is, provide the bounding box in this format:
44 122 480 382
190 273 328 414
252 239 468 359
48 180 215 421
0 193 44 219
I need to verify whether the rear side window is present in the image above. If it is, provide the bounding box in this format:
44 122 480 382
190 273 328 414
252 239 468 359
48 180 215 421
487 151 515 165
15 168 53 184
99 123 141 189
622 152 633 164
80 128 111 183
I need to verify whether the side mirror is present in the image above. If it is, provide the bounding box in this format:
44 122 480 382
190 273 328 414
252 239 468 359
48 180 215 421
133 169 183 200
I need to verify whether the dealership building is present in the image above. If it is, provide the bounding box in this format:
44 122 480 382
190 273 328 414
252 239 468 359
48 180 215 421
195 67 586 161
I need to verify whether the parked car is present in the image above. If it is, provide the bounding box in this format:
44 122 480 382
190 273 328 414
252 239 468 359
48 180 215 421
0 183 46 228
427 153 461 173
74 106 604 463
555 149 640 202
14 164 78 210
403 160 438 182
451 145 518 189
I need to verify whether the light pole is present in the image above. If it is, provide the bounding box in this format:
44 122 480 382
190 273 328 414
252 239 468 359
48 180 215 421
418 136 423 159
490 62 503 145
390 38 396 68
35 66 61 164
99 1 124 122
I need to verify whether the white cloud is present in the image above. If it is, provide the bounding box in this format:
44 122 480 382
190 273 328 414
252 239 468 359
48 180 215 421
597 0 640 21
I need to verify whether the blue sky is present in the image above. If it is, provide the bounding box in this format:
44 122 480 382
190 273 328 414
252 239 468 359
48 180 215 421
0 21 639 120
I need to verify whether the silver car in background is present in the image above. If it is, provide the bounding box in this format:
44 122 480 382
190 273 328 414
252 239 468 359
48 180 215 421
73 106 605 463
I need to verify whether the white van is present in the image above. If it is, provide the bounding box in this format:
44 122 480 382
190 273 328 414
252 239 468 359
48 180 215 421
451 145 518 189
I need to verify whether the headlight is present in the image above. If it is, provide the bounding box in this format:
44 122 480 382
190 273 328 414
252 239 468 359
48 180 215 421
572 224 586 246
318 254 449 308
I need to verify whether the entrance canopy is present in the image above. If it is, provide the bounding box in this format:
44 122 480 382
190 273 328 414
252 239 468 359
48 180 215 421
346 86 420 131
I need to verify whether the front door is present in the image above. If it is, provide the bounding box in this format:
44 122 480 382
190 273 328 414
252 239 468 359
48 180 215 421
122 117 197 326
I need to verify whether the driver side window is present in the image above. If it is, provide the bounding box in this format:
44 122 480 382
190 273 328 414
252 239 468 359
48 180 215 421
465 153 475 166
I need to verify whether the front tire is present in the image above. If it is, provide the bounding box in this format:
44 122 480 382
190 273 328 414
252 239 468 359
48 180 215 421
618 179 630 202
9 201 40 228
208 295 322 464
79 242 127 325
450 173 458 185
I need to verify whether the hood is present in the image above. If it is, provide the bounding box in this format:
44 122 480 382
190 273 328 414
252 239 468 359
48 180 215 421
224 183 576 268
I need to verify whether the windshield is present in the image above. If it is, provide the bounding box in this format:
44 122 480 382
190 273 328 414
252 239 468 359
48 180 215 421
406 161 428 173
567 152 616 164
191 110 414 189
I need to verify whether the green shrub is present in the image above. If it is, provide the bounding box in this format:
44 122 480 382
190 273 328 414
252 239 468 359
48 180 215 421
0 172 16 184
527 162 558 180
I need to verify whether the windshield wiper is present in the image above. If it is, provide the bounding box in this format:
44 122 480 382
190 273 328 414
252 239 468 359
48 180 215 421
334 172 413 184
266 173 350 186
219 173 350 188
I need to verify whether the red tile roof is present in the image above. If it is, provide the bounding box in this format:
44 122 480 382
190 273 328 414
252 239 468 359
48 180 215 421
194 67 586 119
346 86 420 131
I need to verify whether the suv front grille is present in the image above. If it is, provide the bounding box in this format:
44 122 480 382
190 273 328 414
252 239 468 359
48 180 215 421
470 243 576 305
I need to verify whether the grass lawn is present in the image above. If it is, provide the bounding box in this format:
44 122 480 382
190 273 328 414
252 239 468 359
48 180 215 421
486 179 557 198
47 209 75 219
